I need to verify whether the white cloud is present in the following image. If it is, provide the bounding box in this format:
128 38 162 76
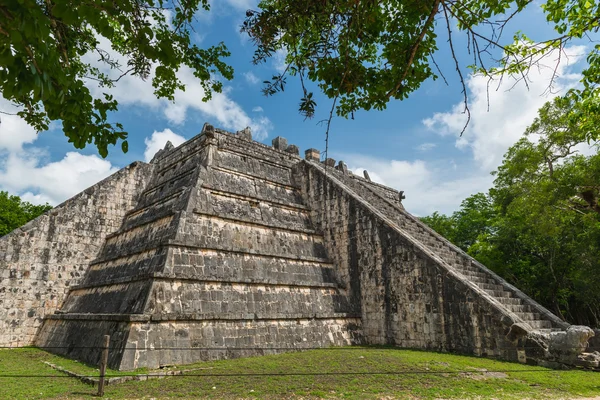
416 142 436 152
423 45 586 171
83 35 273 140
344 154 493 216
0 92 120 206
244 71 260 85
144 129 186 162
0 98 38 151
0 150 118 205
272 49 288 73
252 106 264 112
222 0 256 9
19 191 55 206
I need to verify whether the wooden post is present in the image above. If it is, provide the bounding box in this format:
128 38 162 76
97 335 110 397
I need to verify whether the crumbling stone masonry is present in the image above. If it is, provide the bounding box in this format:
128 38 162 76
1 124 598 370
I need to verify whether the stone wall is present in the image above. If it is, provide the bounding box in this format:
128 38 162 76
295 161 522 361
0 161 152 346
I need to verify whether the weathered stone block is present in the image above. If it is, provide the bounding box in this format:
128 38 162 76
286 145 300 156
272 136 288 151
305 148 320 162
323 158 336 167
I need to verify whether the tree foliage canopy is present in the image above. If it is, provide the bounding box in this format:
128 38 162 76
0 191 52 236
421 97 600 327
244 0 600 136
1 0 232 156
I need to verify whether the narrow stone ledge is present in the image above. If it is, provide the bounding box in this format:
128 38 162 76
46 313 151 322
212 165 300 191
202 186 309 211
147 312 361 322
90 244 167 266
216 132 302 162
124 190 185 219
105 212 176 240
154 136 209 170
141 166 197 195
167 241 333 265
191 211 320 237
70 274 340 291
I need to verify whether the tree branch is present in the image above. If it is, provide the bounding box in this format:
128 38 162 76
385 0 441 100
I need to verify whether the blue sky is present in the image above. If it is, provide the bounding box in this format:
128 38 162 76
0 1 592 215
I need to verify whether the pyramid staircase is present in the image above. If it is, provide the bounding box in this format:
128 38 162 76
31 124 597 370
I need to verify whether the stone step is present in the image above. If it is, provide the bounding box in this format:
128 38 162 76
101 215 178 261
192 211 317 237
215 149 294 187
200 185 308 212
483 289 514 298
455 269 489 281
84 248 168 284
145 280 353 316
142 165 197 197
528 320 554 329
124 188 186 221
178 213 328 260
152 132 207 168
477 283 506 292
504 304 536 313
217 134 300 167
194 190 312 232
169 242 332 265
72 273 341 292
463 275 500 286
207 168 304 207
536 328 565 334
514 312 541 321
46 311 360 322
212 165 298 190
496 297 524 305
65 276 348 315
84 247 337 288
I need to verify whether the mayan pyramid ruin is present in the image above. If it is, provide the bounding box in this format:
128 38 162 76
1 124 598 370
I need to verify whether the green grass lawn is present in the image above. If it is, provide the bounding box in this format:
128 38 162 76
0 346 598 399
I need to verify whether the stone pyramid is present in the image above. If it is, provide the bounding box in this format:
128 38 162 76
1 124 598 370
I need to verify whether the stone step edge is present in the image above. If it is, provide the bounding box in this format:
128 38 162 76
217 147 296 171
154 136 209 172
216 131 301 164
192 211 320 237
168 241 332 264
90 242 333 267
142 165 197 196
212 165 300 191
71 273 341 291
202 185 309 211
47 312 361 322
124 188 186 219
104 212 177 240
206 186 310 212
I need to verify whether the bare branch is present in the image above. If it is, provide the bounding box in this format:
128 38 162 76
430 54 449 86
442 2 470 136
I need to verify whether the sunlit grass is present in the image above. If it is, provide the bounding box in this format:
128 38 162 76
0 346 598 399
